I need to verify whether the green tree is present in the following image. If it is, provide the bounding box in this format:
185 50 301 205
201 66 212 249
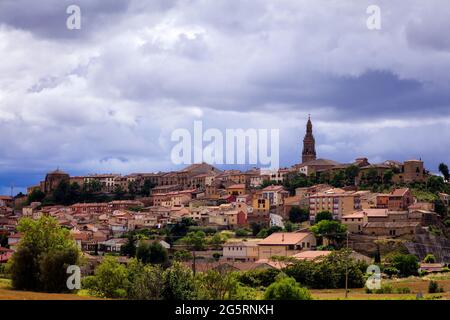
113 185 126 200
84 256 130 298
84 179 102 193
183 231 207 251
250 222 263 237
9 216 79 292
141 179 156 197
128 181 138 198
365 168 381 186
439 163 449 181
331 170 346 188
163 262 197 300
283 173 311 195
121 234 137 257
136 242 169 265
0 233 8 247
386 253 419 277
39 247 79 293
235 228 250 237
127 260 164 300
383 170 394 185
27 188 46 204
345 165 360 186
173 250 193 262
165 218 197 244
434 200 447 217
315 211 333 223
426 176 445 193
197 270 239 300
264 275 312 300
52 180 70 205
209 233 224 250
310 220 347 246
289 206 309 223
423 254 436 263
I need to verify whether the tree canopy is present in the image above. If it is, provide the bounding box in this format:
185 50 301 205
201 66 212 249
9 216 79 292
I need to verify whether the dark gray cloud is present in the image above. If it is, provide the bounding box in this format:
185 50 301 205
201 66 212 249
0 0 450 193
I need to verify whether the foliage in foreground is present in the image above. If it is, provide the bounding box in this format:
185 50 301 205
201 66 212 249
8 216 79 293
264 275 312 300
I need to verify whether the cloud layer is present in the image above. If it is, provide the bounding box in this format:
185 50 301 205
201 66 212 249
1 0 450 193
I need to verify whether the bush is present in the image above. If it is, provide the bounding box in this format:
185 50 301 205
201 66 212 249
395 287 411 294
127 261 164 300
423 254 436 263
237 268 281 288
385 253 419 277
428 280 444 294
235 229 250 237
264 275 312 300
84 256 130 298
136 242 169 265
288 206 309 223
9 216 80 292
38 247 79 293
383 266 400 277
162 262 197 300
284 250 366 289
374 284 393 294
314 211 333 223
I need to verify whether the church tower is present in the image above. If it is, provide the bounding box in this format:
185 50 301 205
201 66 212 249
302 115 317 163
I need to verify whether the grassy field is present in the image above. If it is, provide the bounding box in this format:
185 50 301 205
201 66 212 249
0 278 98 300
1 273 449 300
311 273 450 300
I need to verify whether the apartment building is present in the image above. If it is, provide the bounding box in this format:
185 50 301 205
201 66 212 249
309 188 361 221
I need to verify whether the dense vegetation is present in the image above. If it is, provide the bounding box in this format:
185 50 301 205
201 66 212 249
7 216 79 293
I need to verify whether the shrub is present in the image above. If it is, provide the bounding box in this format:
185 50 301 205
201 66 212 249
374 284 393 294
383 266 400 277
84 256 130 298
235 229 250 237
127 261 165 300
162 262 198 300
385 253 419 277
395 287 411 294
423 254 436 263
237 268 281 288
264 275 312 300
428 280 444 294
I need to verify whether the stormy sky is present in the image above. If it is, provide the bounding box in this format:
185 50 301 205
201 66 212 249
1 0 450 194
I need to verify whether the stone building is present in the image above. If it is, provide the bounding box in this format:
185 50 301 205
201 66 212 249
40 169 70 194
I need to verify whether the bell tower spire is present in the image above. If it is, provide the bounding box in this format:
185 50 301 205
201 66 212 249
302 115 317 163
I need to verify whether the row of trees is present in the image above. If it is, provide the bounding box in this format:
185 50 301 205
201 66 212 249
237 250 367 290
27 179 157 206
83 257 266 300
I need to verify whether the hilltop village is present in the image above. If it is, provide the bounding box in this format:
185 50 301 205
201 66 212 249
1 118 450 293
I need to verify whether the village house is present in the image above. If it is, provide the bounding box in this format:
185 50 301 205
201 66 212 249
260 185 289 208
257 232 316 259
226 184 247 196
309 188 361 221
222 240 260 262
342 208 421 237
0 196 13 207
71 203 109 215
